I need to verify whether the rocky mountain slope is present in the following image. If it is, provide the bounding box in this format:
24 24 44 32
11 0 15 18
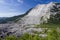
0 2 60 38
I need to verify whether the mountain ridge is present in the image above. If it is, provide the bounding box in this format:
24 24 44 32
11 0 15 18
0 8 32 24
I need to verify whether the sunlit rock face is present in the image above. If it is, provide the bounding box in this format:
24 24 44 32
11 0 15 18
0 2 60 37
18 2 55 25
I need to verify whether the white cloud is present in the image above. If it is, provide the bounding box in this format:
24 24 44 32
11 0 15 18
17 0 24 3
0 0 24 17
0 12 21 17
0 0 24 4
0 0 5 4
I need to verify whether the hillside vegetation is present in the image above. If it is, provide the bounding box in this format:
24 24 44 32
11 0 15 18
0 28 60 40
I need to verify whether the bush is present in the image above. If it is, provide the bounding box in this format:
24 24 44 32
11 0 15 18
4 35 17 40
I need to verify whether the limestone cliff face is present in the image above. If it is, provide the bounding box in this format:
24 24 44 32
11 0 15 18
0 2 60 37
18 2 57 25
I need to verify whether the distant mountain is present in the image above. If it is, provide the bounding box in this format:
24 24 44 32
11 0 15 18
0 2 60 38
0 8 32 24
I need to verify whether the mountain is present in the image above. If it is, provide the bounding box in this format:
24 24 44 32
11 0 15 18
17 2 60 25
0 2 60 38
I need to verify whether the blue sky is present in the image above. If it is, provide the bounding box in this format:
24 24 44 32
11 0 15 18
0 0 60 17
